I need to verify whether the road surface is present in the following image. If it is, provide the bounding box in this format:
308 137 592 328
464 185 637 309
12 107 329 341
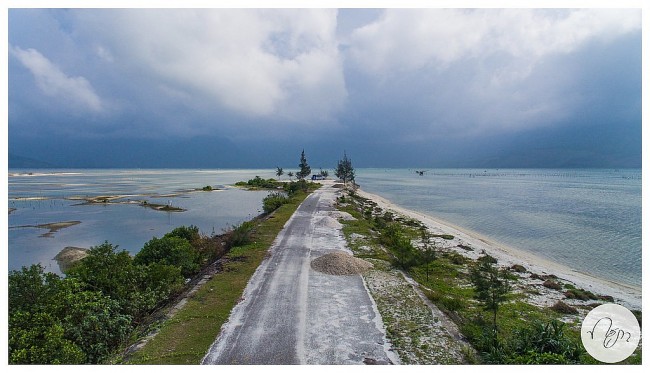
202 182 397 364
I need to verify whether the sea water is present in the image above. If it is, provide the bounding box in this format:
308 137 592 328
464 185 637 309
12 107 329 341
8 168 642 288
8 169 278 274
355 169 641 287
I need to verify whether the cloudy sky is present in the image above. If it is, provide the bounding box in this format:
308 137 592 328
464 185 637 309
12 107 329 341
7 7 642 168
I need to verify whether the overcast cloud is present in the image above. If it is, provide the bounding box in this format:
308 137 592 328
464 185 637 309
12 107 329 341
8 8 642 168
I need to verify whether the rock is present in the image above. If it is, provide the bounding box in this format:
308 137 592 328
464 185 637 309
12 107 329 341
54 246 88 272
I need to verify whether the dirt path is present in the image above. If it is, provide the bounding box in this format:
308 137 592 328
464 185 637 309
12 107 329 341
202 182 397 365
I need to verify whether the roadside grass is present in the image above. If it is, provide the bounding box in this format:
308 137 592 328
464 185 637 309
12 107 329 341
126 189 315 364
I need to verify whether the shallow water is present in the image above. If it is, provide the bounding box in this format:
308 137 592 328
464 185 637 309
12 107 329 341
8 169 277 274
355 169 641 287
8 168 641 287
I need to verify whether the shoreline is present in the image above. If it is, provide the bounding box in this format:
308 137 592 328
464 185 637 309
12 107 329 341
355 187 641 311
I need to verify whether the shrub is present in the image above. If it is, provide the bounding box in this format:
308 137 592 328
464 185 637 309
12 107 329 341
263 192 290 213
284 179 311 196
440 296 465 312
510 264 527 273
381 224 419 269
550 301 578 314
433 234 455 240
476 319 583 364
8 265 134 364
228 221 256 247
564 288 598 301
542 280 562 290
165 225 200 244
135 236 199 278
508 319 582 363
446 252 467 265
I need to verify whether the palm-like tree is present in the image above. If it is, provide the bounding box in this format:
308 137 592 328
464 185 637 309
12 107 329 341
287 171 294 181
276 167 284 180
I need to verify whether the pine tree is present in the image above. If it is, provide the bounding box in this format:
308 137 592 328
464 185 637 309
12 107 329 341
296 150 311 180
470 255 511 342
335 151 355 185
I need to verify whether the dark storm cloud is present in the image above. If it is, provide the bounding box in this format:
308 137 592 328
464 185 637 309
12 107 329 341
8 8 642 168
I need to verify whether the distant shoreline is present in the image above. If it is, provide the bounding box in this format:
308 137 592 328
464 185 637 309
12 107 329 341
355 186 641 310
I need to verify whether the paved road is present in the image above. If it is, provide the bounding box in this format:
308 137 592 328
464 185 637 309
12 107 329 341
202 183 396 365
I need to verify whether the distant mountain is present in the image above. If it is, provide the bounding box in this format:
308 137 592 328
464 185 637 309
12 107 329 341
8 153 57 168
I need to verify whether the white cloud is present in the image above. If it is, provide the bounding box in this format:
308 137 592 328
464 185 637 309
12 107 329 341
73 9 346 126
10 45 103 112
348 9 640 75
344 8 640 138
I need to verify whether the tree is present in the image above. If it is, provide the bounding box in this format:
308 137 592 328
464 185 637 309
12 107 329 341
8 264 133 364
382 224 418 270
469 255 511 342
319 169 329 179
418 228 437 282
276 167 284 180
296 149 311 180
9 311 86 364
335 151 355 185
287 171 294 181
66 242 153 320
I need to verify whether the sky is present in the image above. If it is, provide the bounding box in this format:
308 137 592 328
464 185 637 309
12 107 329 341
6 5 644 169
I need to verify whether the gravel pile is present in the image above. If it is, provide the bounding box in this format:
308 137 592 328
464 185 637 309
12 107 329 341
311 251 373 275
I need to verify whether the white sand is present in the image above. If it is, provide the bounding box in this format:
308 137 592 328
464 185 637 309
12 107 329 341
355 187 641 311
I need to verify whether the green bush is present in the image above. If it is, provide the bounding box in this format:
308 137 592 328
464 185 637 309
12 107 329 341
229 221 256 247
381 224 419 269
507 320 582 363
474 319 583 364
166 225 200 244
263 192 290 213
135 236 199 278
8 264 133 364
240 176 281 189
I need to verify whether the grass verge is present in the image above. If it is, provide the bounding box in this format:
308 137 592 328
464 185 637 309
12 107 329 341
125 189 315 364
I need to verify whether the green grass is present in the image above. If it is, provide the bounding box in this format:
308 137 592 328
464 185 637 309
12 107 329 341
125 190 316 364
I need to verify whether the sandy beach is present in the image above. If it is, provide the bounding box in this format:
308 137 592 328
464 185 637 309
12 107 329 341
355 187 642 312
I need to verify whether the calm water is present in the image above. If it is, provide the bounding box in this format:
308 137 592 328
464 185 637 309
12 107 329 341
8 169 277 274
356 169 641 287
8 168 642 287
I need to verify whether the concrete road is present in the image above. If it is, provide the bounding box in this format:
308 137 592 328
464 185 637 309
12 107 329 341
202 182 396 365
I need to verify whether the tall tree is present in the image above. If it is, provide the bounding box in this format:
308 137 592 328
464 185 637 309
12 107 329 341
335 151 355 185
418 228 437 282
276 167 284 180
296 150 311 180
469 255 511 342
287 171 294 181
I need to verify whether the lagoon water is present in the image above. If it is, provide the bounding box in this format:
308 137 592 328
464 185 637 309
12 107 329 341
356 169 641 287
8 169 277 274
8 168 642 288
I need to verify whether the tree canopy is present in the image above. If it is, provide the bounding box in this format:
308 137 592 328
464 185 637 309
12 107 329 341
296 149 311 180
335 151 355 184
